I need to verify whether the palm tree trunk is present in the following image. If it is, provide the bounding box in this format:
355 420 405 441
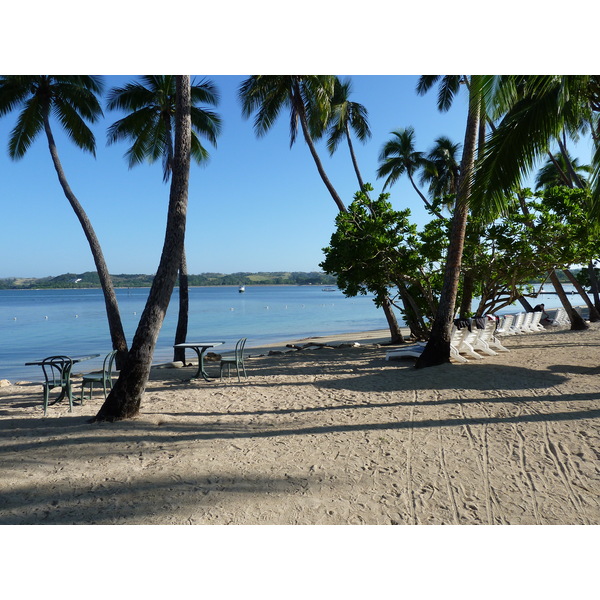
459 271 474 318
293 81 347 213
381 295 404 344
407 171 444 219
557 136 585 189
562 268 600 321
416 88 480 368
93 76 192 421
345 122 367 194
548 269 588 330
42 110 129 369
173 249 190 362
588 261 600 311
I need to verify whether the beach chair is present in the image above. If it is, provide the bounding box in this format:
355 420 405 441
80 349 117 402
385 328 468 364
41 355 74 416
220 338 248 382
529 311 545 332
495 314 514 337
507 312 525 334
454 327 485 360
470 321 503 355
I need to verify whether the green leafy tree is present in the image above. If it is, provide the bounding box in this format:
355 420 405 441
0 75 128 366
320 188 436 339
106 75 221 363
94 75 193 421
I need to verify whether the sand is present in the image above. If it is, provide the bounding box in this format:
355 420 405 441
1 323 599 525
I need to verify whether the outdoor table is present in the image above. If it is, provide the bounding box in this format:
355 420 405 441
173 342 225 381
25 354 100 404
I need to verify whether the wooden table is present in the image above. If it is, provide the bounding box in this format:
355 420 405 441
173 342 224 381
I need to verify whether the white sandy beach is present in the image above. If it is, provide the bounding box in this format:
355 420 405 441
1 323 599 525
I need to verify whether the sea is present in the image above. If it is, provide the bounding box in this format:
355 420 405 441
0 284 580 382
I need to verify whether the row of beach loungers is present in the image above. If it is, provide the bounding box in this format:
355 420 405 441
385 308 570 364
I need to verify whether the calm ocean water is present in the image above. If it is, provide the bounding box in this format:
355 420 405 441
0 284 577 382
0 286 388 381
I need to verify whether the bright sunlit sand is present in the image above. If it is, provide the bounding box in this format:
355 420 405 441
1 323 599 525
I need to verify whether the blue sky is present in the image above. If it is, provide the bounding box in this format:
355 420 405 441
1 2 597 279
2 74 594 279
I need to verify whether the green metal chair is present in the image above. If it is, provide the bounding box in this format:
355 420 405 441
220 338 248 382
80 349 117 403
41 355 74 416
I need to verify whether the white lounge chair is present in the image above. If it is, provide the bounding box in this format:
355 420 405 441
529 311 545 332
495 314 514 336
508 312 525 334
519 311 534 333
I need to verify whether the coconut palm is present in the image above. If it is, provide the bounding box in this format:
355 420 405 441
95 76 193 422
535 152 592 190
326 77 371 193
377 127 443 219
106 76 221 363
413 76 482 368
0 75 128 365
472 75 599 218
239 75 347 213
419 136 461 203
472 75 600 330
239 75 404 343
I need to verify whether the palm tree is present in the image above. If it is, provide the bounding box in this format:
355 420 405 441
94 75 192 422
239 75 347 213
419 136 461 204
413 76 482 368
0 76 128 366
535 152 592 190
106 76 221 363
326 77 371 193
239 75 404 343
472 75 600 329
376 127 444 219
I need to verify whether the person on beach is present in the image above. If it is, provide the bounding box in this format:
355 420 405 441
533 303 553 324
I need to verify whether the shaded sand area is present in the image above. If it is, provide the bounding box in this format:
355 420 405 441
1 324 599 525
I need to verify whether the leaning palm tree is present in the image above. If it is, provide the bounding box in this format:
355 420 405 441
94 76 192 422
535 151 592 190
239 75 404 343
0 75 128 366
413 76 482 368
473 75 600 330
376 127 444 219
106 76 221 363
326 77 371 193
239 75 347 213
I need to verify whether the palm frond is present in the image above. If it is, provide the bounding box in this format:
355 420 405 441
53 97 97 155
8 95 45 159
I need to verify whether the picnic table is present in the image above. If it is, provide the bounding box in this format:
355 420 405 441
173 342 224 381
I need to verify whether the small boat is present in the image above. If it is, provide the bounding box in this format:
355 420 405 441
239 286 245 293
322 286 336 292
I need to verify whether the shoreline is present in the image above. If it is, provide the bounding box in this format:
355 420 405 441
1 320 599 525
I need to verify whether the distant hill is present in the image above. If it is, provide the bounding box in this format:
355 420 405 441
0 271 338 290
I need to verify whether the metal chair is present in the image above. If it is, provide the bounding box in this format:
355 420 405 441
41 355 74 416
220 338 248 382
80 349 117 403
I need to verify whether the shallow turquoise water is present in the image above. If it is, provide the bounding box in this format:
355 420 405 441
0 284 578 381
0 286 388 381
